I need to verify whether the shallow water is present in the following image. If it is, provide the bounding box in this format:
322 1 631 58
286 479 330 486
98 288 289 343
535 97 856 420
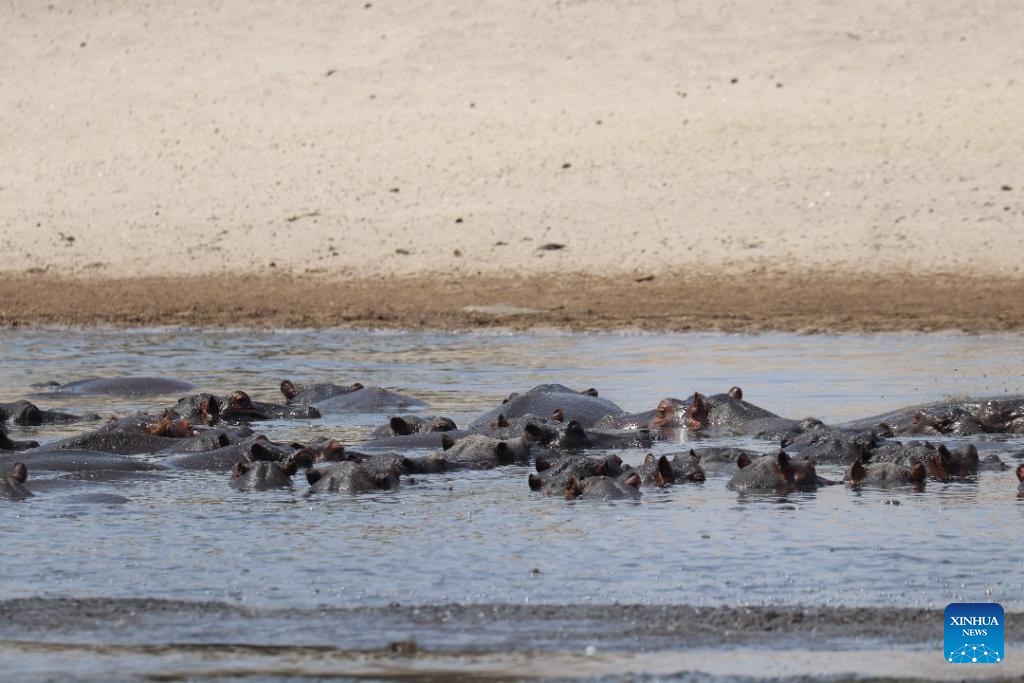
2 327 1023 678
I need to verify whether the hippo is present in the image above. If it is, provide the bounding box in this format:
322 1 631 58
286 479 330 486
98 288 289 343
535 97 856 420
628 454 679 487
0 426 39 451
229 450 314 491
519 419 655 452
780 426 880 464
49 427 184 456
868 441 978 480
305 461 399 494
467 384 625 430
162 436 295 471
845 459 926 488
0 463 31 501
841 395 1024 436
528 453 625 495
564 474 642 501
437 433 532 470
359 430 471 451
31 376 196 397
0 449 165 473
343 451 447 476
595 391 793 437
370 415 457 439
665 451 707 484
280 380 429 412
220 391 321 421
727 450 828 493
687 446 762 470
0 400 97 426
1018 465 1024 497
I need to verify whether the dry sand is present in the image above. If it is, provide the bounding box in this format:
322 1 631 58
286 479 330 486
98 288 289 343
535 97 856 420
2 1 1023 328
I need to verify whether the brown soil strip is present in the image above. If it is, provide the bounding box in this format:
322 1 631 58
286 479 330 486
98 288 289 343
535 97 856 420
1 272 1022 332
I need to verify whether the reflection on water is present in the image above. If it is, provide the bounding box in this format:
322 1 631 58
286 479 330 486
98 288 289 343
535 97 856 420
1 327 1023 617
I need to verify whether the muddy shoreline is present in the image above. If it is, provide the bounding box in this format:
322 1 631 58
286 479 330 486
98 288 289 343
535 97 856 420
4 272 1024 333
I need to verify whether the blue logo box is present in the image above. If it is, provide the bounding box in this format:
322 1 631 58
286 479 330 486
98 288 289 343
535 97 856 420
945 603 1004 664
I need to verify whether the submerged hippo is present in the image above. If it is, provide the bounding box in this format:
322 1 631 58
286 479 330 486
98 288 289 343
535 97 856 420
628 452 705 486
0 463 31 501
0 400 97 426
1018 465 1024 497
727 450 829 493
0 449 165 473
305 461 399 494
370 415 457 438
31 376 196 397
280 380 429 412
845 459 926 488
564 473 642 501
528 453 625 495
842 395 1024 436
229 450 314 491
437 433 532 470
467 384 625 430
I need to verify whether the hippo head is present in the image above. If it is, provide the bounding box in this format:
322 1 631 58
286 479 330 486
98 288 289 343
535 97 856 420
787 454 819 489
144 411 195 438
650 398 685 429
223 391 268 420
523 422 559 446
312 439 347 463
728 386 743 400
424 416 457 433
10 462 27 484
11 401 43 426
279 380 300 401
551 420 592 451
551 408 566 422
674 450 706 483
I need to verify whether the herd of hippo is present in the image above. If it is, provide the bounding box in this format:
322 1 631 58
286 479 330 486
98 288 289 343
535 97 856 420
2 376 1024 502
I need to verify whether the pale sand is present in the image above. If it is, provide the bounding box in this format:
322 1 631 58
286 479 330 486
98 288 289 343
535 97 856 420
3 0 1022 282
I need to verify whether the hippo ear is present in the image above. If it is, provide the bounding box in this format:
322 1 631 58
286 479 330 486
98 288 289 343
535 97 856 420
535 456 552 472
776 450 792 470
644 453 656 465
523 424 544 442
962 444 979 465
10 463 27 484
936 444 954 467
736 453 752 469
280 380 297 400
728 386 743 400
217 433 231 448
551 408 565 422
250 441 276 462
528 473 543 491
655 455 674 486
390 416 414 436
373 473 394 490
441 434 456 451
623 472 641 489
280 460 298 477
1017 464 1024 482
606 454 623 469
580 388 599 397
495 442 513 465
492 414 509 429
688 448 701 462
563 477 582 500
231 462 250 478
306 469 323 485
595 461 607 476
909 462 927 481
850 459 866 483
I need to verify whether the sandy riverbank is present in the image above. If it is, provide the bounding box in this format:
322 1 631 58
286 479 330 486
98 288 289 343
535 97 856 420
2 1 1022 329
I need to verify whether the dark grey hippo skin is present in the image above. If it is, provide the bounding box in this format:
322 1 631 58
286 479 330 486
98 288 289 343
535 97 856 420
31 377 196 397
467 384 625 430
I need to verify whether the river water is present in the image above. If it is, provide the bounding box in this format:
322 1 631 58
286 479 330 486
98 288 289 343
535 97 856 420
1 327 1022 680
